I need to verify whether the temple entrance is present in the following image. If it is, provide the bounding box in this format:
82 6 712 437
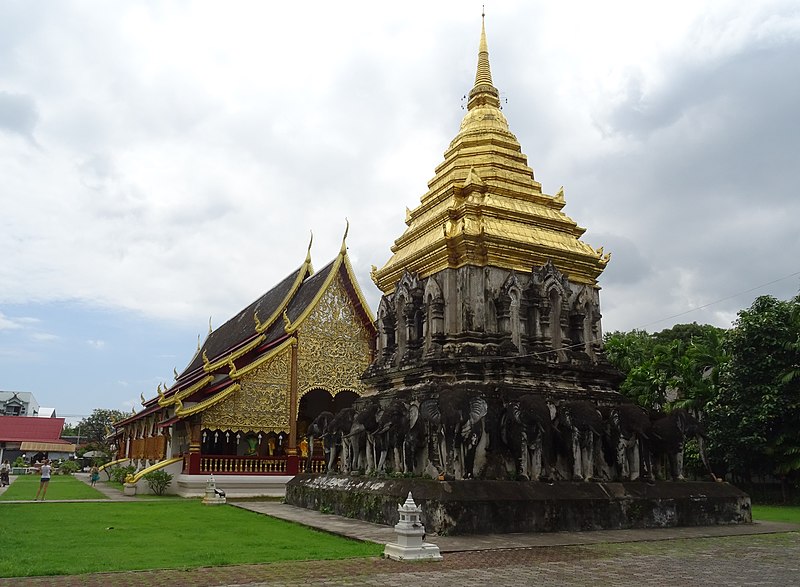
297 388 358 439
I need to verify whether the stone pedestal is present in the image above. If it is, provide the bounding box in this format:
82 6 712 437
384 492 442 561
287 475 752 535
123 482 136 496
202 474 227 505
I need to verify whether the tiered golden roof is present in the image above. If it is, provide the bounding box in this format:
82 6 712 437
372 17 610 294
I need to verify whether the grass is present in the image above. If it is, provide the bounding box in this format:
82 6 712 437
752 504 800 524
0 501 383 577
1 474 107 501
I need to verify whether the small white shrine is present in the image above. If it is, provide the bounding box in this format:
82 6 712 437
202 474 227 505
384 492 442 561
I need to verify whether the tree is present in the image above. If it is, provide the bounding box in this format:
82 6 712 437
707 295 800 492
75 409 128 444
604 324 727 412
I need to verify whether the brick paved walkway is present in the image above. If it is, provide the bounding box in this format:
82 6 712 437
2 531 798 586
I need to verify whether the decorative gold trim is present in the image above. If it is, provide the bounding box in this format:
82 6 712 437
158 374 215 407
175 383 241 417
126 455 183 484
203 334 266 372
254 250 315 335
232 337 296 379
98 457 131 473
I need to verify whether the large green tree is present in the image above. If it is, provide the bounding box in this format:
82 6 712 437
75 408 128 444
604 323 726 412
707 295 800 485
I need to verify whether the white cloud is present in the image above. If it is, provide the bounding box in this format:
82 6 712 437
0 0 797 420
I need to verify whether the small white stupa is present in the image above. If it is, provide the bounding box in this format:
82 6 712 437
202 474 226 505
384 492 442 561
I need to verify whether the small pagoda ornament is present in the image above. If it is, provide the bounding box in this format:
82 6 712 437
383 492 442 561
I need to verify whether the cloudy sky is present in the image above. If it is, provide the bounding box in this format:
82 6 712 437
1 1 798 421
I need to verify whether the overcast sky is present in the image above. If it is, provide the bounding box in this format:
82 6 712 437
1 1 798 421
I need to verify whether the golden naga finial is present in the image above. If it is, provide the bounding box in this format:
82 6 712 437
140 392 146 406
339 218 349 255
405 207 412 225
202 349 210 367
173 366 179 380
370 264 378 280
554 186 565 203
254 309 264 332
131 406 136 415
208 316 213 335
305 230 313 263
196 334 201 351
596 246 604 257
157 384 165 400
282 309 293 330
227 356 237 377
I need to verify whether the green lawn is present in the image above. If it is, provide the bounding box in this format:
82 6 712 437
752 504 800 524
1 474 107 501
0 501 383 577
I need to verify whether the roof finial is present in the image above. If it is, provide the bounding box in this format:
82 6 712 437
305 230 313 263
340 218 349 255
468 8 500 110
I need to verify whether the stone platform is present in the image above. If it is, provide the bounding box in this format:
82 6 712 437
285 474 751 535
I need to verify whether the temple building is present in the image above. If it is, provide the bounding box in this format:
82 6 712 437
114 235 376 496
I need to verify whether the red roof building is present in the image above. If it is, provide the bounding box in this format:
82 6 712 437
0 415 75 457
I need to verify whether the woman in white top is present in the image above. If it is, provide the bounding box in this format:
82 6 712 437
34 459 52 501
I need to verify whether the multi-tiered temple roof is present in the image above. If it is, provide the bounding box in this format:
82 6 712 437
371 17 610 293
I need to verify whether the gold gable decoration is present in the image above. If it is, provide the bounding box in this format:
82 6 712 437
298 275 372 395
202 348 291 433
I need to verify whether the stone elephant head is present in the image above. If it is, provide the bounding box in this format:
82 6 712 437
554 400 604 481
324 407 356 473
305 411 334 473
501 394 554 481
420 388 487 480
650 408 715 481
605 403 652 482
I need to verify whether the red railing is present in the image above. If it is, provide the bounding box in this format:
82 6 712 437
195 454 324 475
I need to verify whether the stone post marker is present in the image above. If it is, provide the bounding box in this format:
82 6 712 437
202 474 226 505
384 492 442 561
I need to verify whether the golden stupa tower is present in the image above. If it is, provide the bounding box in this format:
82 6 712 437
372 16 610 295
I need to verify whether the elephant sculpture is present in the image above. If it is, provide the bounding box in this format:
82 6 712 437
555 400 604 481
500 394 554 481
373 399 415 473
650 408 715 481
324 407 356 473
347 399 382 472
305 411 334 473
606 403 652 481
420 389 488 479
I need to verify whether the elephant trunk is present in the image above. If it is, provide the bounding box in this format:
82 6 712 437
697 435 717 481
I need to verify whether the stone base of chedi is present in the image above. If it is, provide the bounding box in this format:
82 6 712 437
286 476 751 535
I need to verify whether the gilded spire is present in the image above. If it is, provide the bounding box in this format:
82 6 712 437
468 12 500 110
371 14 609 293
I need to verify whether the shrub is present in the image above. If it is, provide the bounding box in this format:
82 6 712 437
13 457 25 468
142 470 173 495
109 465 135 484
58 461 80 475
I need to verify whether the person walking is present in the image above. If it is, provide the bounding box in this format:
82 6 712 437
0 460 10 487
34 459 52 500
89 465 100 486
